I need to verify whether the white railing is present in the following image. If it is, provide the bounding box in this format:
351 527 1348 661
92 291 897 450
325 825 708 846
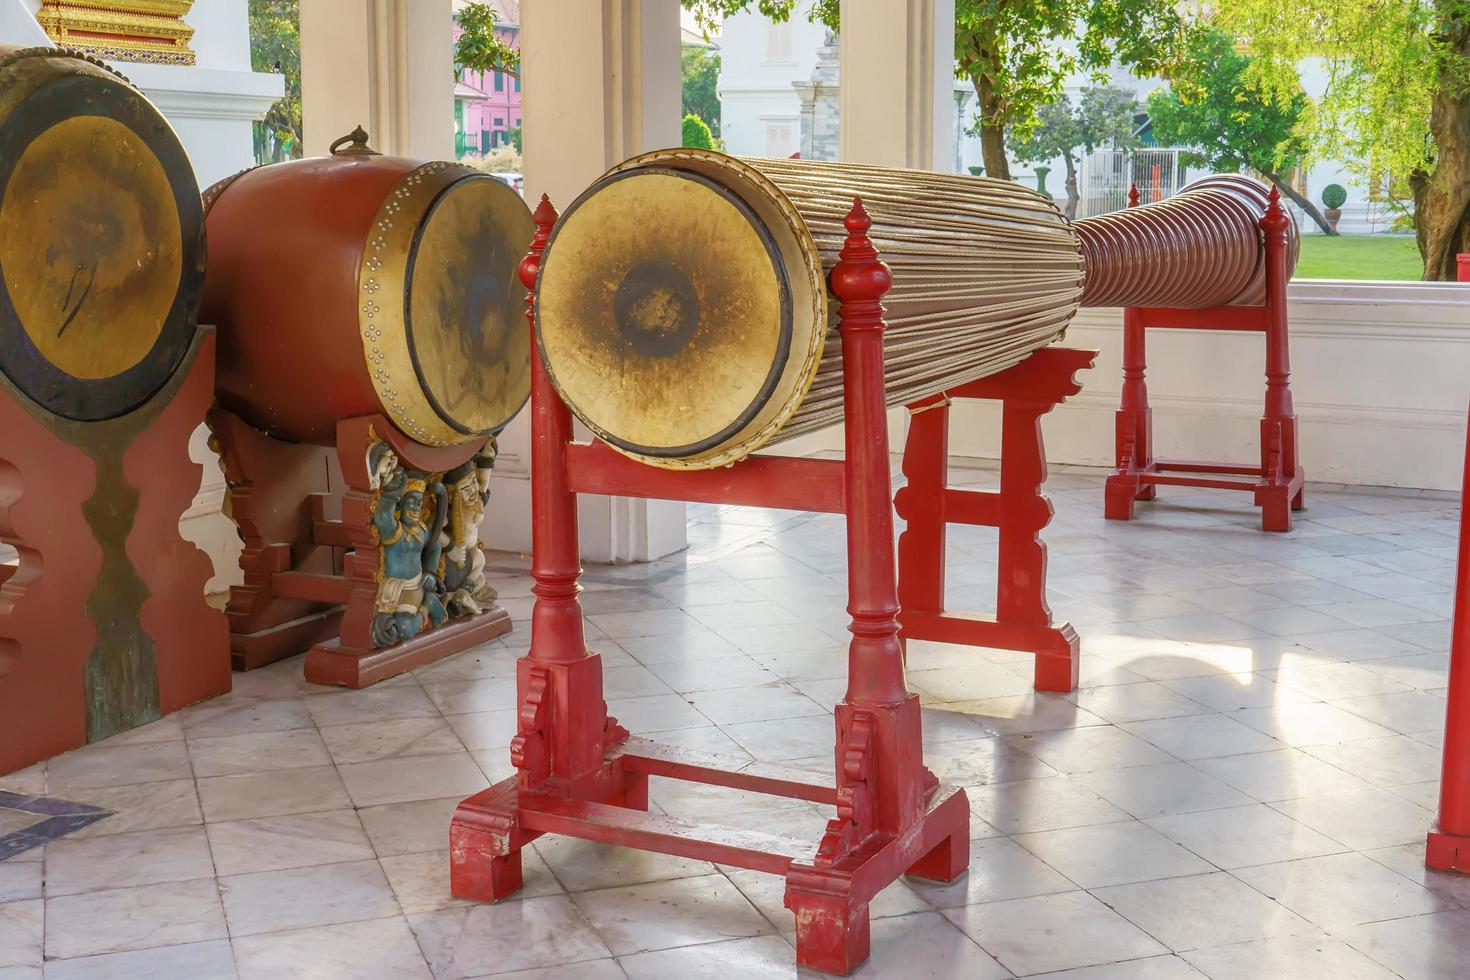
1079 147 1195 217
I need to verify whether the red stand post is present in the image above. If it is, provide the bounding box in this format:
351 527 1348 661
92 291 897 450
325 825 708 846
895 348 1096 693
449 198 969 976
1426 406 1470 872
1457 253 1470 283
1104 185 1304 531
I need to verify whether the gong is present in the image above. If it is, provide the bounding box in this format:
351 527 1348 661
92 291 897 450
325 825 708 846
0 48 204 422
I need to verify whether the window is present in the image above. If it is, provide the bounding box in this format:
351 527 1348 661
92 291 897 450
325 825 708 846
481 130 491 153
764 121 794 157
766 23 792 61
513 117 520 128
514 76 521 93
494 72 504 92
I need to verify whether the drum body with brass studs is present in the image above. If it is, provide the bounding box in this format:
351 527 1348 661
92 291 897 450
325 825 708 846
535 149 1085 470
0 46 205 422
200 130 534 447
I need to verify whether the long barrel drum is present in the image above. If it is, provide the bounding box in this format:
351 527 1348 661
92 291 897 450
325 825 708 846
534 149 1297 470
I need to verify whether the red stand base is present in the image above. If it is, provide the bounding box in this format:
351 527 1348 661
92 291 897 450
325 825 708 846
305 607 511 687
1426 826 1470 874
896 347 1095 693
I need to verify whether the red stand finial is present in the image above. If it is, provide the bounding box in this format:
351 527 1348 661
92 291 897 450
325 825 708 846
1259 184 1290 244
518 194 559 294
1127 183 1140 208
830 197 891 312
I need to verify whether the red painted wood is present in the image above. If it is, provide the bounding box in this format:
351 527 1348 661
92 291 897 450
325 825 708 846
895 347 1095 694
1427 405 1470 873
450 196 971 976
1458 253 1470 282
1106 186 1304 531
305 607 511 687
568 440 846 513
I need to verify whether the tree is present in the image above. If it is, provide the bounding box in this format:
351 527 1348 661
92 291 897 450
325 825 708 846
1217 2 1468 279
248 0 301 161
682 0 1190 181
1146 29 1336 236
683 46 722 134
454 2 519 80
1011 86 1137 219
683 113 717 149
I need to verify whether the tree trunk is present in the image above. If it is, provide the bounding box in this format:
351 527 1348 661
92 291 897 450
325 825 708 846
1264 172 1337 237
969 74 1010 182
1063 154 1079 221
1415 6 1470 280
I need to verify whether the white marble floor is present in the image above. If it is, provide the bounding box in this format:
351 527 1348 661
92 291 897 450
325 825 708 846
1 460 1466 979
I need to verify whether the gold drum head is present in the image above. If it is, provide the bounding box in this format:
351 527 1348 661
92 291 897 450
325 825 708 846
536 154 827 468
0 49 203 421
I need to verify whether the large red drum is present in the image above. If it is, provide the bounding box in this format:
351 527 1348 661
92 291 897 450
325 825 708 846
200 128 534 447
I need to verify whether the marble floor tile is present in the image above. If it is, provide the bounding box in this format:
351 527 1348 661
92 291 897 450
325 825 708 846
317 716 466 764
573 874 772 956
409 897 611 978
1233 851 1454 930
534 834 715 893
180 698 312 739
45 826 214 896
1332 691 1448 734
1191 748 1373 802
441 708 517 753
1092 871 1315 951
0 902 41 969
1231 702 1396 747
966 775 1131 835
682 684 826 726
220 859 399 936
1335 909 1470 980
337 752 489 808
1015 821 1215 889
1270 788 1435 850
40 939 237 980
945 890 1168 976
1076 762 1255 819
45 741 192 792
952 693 1109 736
205 809 374 876
1147 804 1347 869
720 714 838 761
644 655 783 694
1303 735 1443 788
1027 955 1207 979
925 736 1059 786
1180 933 1398 980
1068 682 1212 724
358 797 463 858
0 867 39 905
186 728 331 777
1004 725 1177 774
233 916 431 980
43 878 225 960
903 835 1075 909
603 694 710 735
1120 713 1283 761
617 935 798 980
197 765 351 822
420 678 518 717
60 779 201 840
727 865 928 929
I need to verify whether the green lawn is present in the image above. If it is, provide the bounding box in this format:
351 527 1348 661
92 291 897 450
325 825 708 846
1295 234 1424 281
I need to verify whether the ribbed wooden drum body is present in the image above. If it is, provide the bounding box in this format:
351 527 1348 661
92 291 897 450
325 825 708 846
535 149 1084 469
0 47 204 421
201 139 534 447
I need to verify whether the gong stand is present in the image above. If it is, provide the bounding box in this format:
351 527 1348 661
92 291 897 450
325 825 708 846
1104 184 1304 531
1427 404 1470 873
897 346 1097 693
450 196 970 975
0 331 228 775
209 411 511 688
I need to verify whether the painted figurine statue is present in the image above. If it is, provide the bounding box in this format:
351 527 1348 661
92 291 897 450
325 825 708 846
365 437 498 648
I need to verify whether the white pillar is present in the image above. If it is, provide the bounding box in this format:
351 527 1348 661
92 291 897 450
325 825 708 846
485 0 687 564
1 0 47 45
838 0 954 170
301 0 455 159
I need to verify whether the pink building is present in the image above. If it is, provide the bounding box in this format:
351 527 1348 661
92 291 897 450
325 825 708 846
453 0 521 159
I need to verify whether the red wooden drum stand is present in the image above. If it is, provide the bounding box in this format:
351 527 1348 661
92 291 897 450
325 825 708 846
451 198 972 974
897 349 1095 692
1104 186 1304 531
1426 406 1470 872
209 412 511 687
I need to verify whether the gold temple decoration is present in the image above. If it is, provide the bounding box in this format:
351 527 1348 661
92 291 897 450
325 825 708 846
36 1 197 66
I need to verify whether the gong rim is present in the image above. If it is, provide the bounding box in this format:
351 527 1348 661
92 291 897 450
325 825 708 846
536 147 828 469
0 48 203 422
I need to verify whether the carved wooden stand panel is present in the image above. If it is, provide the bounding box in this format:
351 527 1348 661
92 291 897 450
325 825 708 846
896 347 1096 693
209 412 512 688
0 332 229 774
1105 186 1304 531
449 196 970 975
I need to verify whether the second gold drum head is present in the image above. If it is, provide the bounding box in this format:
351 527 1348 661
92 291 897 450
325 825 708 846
535 152 827 468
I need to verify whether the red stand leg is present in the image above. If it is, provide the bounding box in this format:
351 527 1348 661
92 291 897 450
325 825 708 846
895 349 1093 694
1427 406 1470 872
1104 185 1304 531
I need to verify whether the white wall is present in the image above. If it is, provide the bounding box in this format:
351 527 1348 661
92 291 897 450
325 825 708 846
716 0 824 157
795 283 1470 491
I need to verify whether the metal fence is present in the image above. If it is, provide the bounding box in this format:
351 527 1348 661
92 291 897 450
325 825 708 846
1079 148 1194 218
